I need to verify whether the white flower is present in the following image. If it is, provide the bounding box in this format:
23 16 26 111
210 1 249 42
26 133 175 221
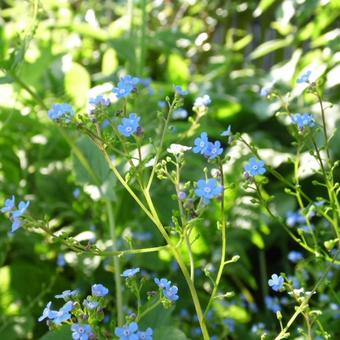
167 144 192 155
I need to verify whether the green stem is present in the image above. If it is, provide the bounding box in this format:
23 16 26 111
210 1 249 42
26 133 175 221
138 0 147 76
138 299 161 321
105 200 124 326
143 190 210 339
146 98 176 191
315 90 330 160
274 249 339 339
204 160 227 316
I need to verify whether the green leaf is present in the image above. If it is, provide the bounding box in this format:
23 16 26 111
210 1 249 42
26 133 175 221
153 327 189 340
40 325 72 340
102 48 119 76
250 36 293 60
166 54 189 85
72 136 116 200
251 230 265 249
64 62 90 107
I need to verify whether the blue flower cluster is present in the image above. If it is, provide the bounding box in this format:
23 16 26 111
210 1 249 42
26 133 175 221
193 95 211 110
286 210 315 234
154 277 179 302
48 103 74 123
1 195 30 232
268 274 284 292
39 283 109 340
38 300 74 324
195 178 223 204
244 157 266 177
115 322 153 340
118 113 141 137
193 132 224 160
174 85 188 96
291 113 315 130
113 75 140 98
88 95 110 113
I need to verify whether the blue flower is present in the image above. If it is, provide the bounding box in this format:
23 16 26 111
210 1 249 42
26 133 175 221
251 322 265 333
158 100 166 108
113 75 140 98
221 125 231 137
291 113 315 130
164 285 179 302
286 211 305 227
83 299 99 310
71 323 92 340
297 70 311 84
174 85 188 96
12 201 30 219
193 132 209 154
91 283 109 297
137 328 153 340
57 254 66 267
195 178 223 203
178 191 186 200
121 268 140 278
244 157 266 176
38 301 57 322
260 86 271 97
205 141 223 160
154 278 171 290
89 95 110 106
115 322 139 340
11 218 22 233
48 103 74 123
223 318 235 332
51 301 74 324
73 188 81 198
1 196 15 213
172 109 188 119
288 251 303 263
268 274 284 292
118 113 141 137
55 289 79 299
265 296 281 313
193 95 211 109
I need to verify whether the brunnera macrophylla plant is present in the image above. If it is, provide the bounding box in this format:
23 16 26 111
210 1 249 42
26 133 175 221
1 71 339 339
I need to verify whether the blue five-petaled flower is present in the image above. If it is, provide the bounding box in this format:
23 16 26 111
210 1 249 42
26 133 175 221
48 103 74 123
113 75 140 98
268 274 284 292
154 278 171 290
205 141 223 160
121 267 140 278
195 178 223 204
193 132 209 154
91 283 109 297
71 323 92 340
163 285 179 302
291 113 315 130
244 157 266 176
118 113 141 137
115 322 139 340
1 195 30 232
137 328 153 340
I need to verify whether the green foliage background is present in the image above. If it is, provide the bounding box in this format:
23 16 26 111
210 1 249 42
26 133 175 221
0 0 339 338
